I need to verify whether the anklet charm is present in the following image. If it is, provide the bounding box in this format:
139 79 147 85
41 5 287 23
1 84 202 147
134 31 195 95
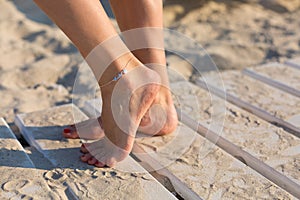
113 69 128 81
99 58 133 88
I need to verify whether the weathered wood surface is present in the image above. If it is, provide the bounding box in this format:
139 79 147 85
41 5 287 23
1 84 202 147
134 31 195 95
0 118 68 199
285 57 300 70
244 63 300 97
176 81 299 197
85 99 294 199
15 104 177 200
198 70 300 136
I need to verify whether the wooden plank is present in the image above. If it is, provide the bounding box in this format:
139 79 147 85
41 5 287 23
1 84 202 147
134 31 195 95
85 100 294 199
178 81 300 198
197 71 300 137
0 118 34 168
14 104 177 200
83 98 102 118
285 57 300 70
243 63 300 97
0 118 69 199
83 100 202 199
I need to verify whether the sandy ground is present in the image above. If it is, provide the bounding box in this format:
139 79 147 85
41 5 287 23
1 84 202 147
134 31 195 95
0 1 299 199
164 0 300 70
0 0 299 126
0 0 300 124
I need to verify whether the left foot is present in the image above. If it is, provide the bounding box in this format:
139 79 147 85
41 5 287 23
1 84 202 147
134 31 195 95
80 56 161 167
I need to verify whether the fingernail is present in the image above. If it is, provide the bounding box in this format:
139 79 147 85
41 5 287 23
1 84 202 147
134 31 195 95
64 128 71 133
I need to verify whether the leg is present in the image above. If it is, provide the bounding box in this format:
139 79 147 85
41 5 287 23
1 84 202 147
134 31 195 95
64 0 177 139
109 0 178 135
34 0 161 167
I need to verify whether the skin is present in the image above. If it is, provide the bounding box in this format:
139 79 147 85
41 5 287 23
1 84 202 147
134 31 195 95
64 0 178 139
34 0 178 167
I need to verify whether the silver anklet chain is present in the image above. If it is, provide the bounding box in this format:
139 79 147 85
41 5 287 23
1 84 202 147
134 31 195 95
99 57 133 88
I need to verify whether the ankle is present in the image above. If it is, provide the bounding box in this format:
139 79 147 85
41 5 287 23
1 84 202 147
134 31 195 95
98 53 139 87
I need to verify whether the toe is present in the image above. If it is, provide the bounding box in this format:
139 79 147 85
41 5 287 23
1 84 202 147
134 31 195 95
88 157 97 165
80 144 89 153
106 160 117 168
95 161 105 168
63 128 79 139
80 153 92 162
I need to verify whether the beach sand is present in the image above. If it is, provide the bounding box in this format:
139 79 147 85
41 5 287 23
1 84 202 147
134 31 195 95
0 0 300 123
0 0 299 199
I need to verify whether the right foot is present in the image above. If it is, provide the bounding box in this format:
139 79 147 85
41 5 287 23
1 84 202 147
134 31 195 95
63 87 178 139
138 86 178 136
63 117 104 140
80 57 161 167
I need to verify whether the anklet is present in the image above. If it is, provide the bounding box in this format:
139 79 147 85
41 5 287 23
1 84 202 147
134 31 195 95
99 57 133 88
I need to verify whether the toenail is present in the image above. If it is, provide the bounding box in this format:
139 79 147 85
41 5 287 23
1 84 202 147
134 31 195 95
64 128 71 133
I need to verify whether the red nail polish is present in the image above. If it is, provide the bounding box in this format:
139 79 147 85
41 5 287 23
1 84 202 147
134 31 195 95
64 128 71 133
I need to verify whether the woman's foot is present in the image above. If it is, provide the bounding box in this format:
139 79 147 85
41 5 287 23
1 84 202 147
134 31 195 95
138 86 178 136
63 117 104 140
80 57 161 167
63 87 178 139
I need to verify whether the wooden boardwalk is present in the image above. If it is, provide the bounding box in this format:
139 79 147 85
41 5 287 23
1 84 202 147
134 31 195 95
1 57 299 199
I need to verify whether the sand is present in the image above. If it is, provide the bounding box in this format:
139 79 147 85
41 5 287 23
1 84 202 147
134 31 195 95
0 118 68 199
0 0 300 199
14 104 177 200
164 0 300 71
83 94 295 199
247 63 300 91
1 0 300 123
201 70 300 121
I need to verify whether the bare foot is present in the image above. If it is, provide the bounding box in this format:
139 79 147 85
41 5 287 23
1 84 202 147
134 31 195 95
138 86 178 136
63 117 104 140
81 58 161 167
63 87 178 139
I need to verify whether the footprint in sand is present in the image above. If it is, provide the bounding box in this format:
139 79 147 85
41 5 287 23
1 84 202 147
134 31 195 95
2 180 29 192
2 180 33 200
43 169 67 189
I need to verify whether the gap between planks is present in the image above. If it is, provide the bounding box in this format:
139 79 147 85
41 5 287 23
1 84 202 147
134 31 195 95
243 68 300 98
285 59 300 70
84 98 300 199
132 143 202 200
196 80 300 138
14 104 178 200
82 100 203 200
176 108 300 199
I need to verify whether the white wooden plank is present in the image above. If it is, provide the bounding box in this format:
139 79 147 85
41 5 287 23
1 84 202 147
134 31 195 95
197 71 300 137
85 99 294 199
15 104 177 200
181 81 300 197
0 118 34 168
243 63 300 97
81 102 203 199
83 98 102 118
0 118 69 199
285 58 300 70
